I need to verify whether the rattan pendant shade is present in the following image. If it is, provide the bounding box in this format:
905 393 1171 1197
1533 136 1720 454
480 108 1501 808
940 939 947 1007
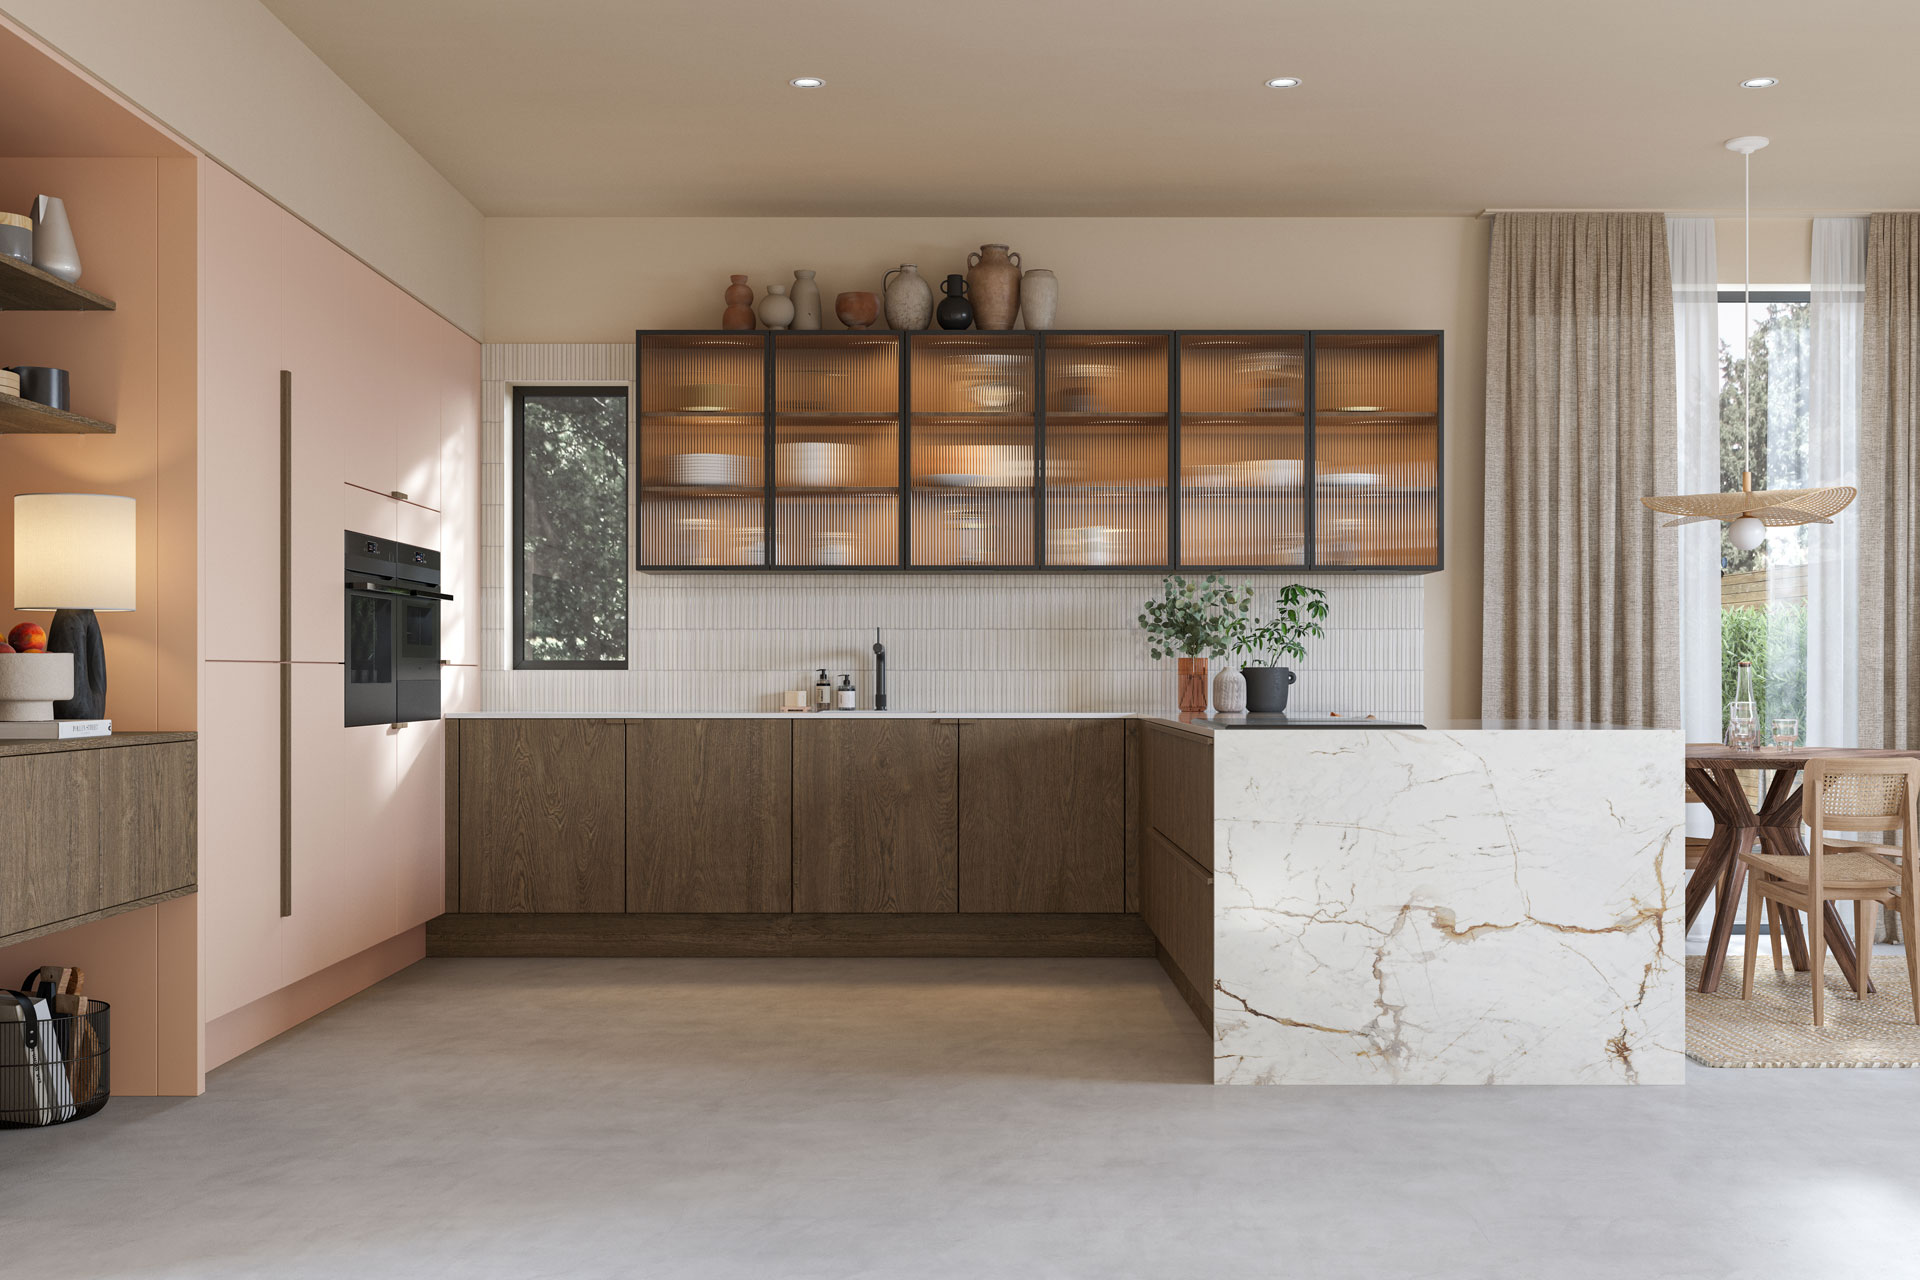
1644 136 1857 539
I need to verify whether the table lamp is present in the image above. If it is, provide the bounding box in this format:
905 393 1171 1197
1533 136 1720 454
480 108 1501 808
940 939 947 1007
13 493 136 720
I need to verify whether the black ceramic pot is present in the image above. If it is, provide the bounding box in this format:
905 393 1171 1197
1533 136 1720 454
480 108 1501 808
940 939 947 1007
936 274 973 330
6 365 69 410
1242 666 1296 713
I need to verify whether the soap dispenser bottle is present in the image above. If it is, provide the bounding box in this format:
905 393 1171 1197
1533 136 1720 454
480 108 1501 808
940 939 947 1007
814 669 833 711
836 673 856 710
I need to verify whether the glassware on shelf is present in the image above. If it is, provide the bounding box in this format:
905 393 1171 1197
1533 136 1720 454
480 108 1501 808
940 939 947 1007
1770 717 1800 750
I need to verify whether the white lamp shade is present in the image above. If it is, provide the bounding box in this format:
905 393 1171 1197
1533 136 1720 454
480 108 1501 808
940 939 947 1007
13 493 137 611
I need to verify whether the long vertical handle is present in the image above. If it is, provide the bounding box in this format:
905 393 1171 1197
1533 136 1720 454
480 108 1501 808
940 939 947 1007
280 370 294 917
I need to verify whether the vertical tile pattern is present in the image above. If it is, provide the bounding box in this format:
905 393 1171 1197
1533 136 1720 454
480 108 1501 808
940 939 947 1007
483 344 1424 717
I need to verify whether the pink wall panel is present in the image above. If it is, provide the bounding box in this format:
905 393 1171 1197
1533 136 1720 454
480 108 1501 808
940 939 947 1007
197 658 284 1019
394 298 444 511
439 323 482 669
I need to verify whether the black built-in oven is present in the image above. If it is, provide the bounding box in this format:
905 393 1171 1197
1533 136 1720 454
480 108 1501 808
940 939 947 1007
344 531 449 727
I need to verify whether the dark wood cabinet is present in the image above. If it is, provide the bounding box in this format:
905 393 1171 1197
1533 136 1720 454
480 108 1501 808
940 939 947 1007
0 734 197 946
636 329 1441 572
627 719 791 911
1142 722 1213 868
457 718 625 912
793 718 958 912
1141 829 1214 1028
958 719 1124 912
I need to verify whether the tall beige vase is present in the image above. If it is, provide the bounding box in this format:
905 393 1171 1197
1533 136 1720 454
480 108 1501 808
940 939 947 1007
966 244 1022 330
1019 268 1058 329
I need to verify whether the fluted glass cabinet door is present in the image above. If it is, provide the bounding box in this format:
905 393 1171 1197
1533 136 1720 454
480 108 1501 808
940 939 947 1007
1311 332 1441 567
909 333 1038 566
1177 332 1307 566
638 333 767 567
772 334 902 567
1043 334 1170 566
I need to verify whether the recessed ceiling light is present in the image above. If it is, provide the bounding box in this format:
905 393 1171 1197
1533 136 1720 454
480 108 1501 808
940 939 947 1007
1740 76 1779 89
790 76 826 89
1264 76 1303 89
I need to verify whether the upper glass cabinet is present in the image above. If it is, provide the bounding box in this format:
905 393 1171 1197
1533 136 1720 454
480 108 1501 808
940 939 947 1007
634 329 1440 572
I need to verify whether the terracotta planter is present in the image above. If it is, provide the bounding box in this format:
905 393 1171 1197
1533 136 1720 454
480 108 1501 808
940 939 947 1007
835 290 880 329
1177 656 1209 714
966 244 1022 330
721 274 755 329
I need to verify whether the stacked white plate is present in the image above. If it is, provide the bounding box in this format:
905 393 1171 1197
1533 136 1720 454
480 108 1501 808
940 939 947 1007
778 442 856 487
668 453 753 486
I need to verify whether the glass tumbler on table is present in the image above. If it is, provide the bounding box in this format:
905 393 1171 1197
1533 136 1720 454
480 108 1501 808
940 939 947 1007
1726 701 1759 750
1771 717 1799 750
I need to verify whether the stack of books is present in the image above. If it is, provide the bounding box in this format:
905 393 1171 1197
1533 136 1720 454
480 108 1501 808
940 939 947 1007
0 719 111 740
0 368 19 398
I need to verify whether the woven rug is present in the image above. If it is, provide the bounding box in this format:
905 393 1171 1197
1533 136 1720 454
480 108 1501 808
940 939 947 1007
1687 955 1920 1067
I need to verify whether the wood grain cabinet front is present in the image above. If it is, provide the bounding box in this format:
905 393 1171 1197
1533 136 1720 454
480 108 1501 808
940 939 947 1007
627 720 792 912
457 719 625 912
793 718 958 913
958 719 1125 912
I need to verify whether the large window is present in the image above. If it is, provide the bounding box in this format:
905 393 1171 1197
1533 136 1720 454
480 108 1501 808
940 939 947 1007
514 386 629 668
1715 290 1809 734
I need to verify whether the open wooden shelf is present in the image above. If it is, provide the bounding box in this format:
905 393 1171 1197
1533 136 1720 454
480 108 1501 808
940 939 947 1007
0 254 115 311
0 391 114 435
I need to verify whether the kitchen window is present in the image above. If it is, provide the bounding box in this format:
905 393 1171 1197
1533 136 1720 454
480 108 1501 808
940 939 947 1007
514 385 630 669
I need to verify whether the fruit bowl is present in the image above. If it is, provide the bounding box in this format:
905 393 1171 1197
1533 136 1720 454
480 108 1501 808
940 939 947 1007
0 651 74 720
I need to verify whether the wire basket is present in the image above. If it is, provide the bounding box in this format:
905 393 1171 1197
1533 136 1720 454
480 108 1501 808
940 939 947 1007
1 1000 110 1128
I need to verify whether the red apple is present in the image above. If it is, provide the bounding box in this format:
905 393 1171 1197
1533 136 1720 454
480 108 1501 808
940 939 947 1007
6 622 46 653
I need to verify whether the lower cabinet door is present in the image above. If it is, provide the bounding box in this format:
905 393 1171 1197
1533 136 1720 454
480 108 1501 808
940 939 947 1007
627 720 791 911
793 719 958 913
458 719 625 912
1142 829 1213 996
97 741 196 908
958 719 1124 912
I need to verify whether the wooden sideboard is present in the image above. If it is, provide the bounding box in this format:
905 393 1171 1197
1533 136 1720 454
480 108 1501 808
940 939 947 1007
0 732 197 947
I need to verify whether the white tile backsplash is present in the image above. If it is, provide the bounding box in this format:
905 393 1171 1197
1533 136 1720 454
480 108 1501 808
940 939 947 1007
481 344 1424 717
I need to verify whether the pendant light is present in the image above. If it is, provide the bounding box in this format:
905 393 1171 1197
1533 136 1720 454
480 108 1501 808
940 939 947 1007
1643 136 1856 545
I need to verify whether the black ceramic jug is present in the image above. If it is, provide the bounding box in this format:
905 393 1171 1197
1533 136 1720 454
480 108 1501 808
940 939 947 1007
936 274 973 330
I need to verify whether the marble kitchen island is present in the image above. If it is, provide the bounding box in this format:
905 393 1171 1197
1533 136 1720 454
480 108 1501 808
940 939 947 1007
1197 720 1684 1086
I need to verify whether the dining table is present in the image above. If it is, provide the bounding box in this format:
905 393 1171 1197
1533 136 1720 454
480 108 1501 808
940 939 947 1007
1685 744 1917 994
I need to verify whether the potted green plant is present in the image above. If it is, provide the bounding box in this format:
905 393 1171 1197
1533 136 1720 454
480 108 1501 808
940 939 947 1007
1232 585 1330 713
1138 575 1251 713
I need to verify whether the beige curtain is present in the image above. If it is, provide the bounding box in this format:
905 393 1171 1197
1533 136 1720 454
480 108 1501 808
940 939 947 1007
1482 213 1679 727
1860 213 1920 749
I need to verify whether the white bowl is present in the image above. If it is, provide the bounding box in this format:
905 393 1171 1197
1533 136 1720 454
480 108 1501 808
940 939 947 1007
0 651 74 721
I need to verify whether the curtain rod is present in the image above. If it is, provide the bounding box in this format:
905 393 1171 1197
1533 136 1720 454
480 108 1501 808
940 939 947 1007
1477 208 1890 218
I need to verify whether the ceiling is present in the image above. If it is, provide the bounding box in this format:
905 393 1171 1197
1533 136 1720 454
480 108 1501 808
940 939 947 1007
261 0 1920 218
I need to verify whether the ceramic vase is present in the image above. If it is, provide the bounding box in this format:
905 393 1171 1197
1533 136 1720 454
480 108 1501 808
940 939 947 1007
1019 268 1058 330
966 244 1021 330
1176 656 1209 714
30 195 79 284
0 212 30 265
882 264 934 330
721 274 755 330
790 270 822 330
757 284 795 330
835 291 880 329
1212 665 1247 714
1243 666 1296 714
936 275 973 330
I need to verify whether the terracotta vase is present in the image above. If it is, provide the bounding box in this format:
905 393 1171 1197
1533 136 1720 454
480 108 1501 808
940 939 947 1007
790 270 822 330
1177 656 1209 714
882 264 934 330
757 283 795 330
721 274 755 329
835 290 880 329
1019 268 1058 330
966 244 1022 331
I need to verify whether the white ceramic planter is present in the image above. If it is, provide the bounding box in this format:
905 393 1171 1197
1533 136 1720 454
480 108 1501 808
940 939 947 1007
0 651 74 720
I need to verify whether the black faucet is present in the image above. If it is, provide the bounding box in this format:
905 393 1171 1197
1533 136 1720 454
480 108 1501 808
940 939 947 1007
873 629 887 711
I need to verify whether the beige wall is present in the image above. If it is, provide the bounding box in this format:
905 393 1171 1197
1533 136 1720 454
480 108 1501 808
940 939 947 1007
484 216 1489 720
1714 217 1813 285
0 0 484 335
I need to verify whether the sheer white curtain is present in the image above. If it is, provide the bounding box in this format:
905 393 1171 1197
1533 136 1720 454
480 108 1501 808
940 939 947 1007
1669 218 1720 761
1808 217 1865 748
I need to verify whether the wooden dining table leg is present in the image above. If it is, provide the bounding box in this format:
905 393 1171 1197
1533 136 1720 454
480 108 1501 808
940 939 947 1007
1686 766 1745 932
1699 853 1749 993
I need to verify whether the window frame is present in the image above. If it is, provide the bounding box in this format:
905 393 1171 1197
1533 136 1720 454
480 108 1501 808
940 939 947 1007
512 383 632 671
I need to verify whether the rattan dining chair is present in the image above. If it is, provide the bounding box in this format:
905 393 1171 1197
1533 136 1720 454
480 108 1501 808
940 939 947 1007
1739 758 1920 1026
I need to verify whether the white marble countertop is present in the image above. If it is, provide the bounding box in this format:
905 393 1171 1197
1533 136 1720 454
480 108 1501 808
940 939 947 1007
447 709 1148 720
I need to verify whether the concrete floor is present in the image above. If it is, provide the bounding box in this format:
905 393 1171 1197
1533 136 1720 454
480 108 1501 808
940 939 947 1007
8 957 1920 1280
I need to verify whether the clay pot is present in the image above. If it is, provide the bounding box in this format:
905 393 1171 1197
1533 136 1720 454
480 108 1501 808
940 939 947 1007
1019 268 1058 330
882 264 934 330
790 270 822 330
936 274 973 330
1177 657 1209 715
835 291 880 329
966 244 1022 331
757 283 795 330
721 274 755 329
